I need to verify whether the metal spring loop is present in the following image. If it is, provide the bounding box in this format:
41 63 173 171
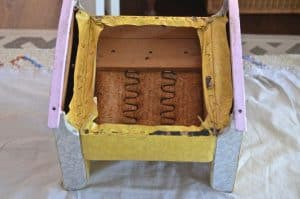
123 70 140 124
160 70 177 125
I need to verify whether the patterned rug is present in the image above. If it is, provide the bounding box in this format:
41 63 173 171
242 34 300 55
1 29 300 69
0 30 56 69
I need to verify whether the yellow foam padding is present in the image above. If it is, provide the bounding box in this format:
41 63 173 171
81 131 216 162
66 10 233 162
89 123 205 134
94 15 210 28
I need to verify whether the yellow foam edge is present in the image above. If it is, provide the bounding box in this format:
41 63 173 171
81 133 216 162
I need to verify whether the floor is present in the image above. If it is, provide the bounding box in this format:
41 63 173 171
242 34 300 55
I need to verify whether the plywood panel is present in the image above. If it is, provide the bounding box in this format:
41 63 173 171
97 26 201 70
0 0 62 29
97 38 202 70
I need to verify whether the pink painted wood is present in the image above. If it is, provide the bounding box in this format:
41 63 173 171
229 0 247 132
48 0 75 128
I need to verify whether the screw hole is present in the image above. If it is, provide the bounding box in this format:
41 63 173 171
52 107 56 111
111 49 116 53
145 56 150 60
238 109 242 113
149 50 153 54
184 51 188 54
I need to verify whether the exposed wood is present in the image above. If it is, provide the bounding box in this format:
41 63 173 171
97 26 201 70
0 0 61 29
97 38 202 70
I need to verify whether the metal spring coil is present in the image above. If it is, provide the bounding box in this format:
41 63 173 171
160 70 177 125
123 70 140 124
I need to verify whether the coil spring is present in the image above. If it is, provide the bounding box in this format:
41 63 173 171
160 71 177 125
123 70 140 124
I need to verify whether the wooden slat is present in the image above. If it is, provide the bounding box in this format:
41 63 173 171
97 38 202 70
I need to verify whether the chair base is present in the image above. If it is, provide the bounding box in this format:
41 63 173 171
54 113 243 192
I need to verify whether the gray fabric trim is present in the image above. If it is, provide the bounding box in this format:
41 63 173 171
54 113 88 190
210 121 243 192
